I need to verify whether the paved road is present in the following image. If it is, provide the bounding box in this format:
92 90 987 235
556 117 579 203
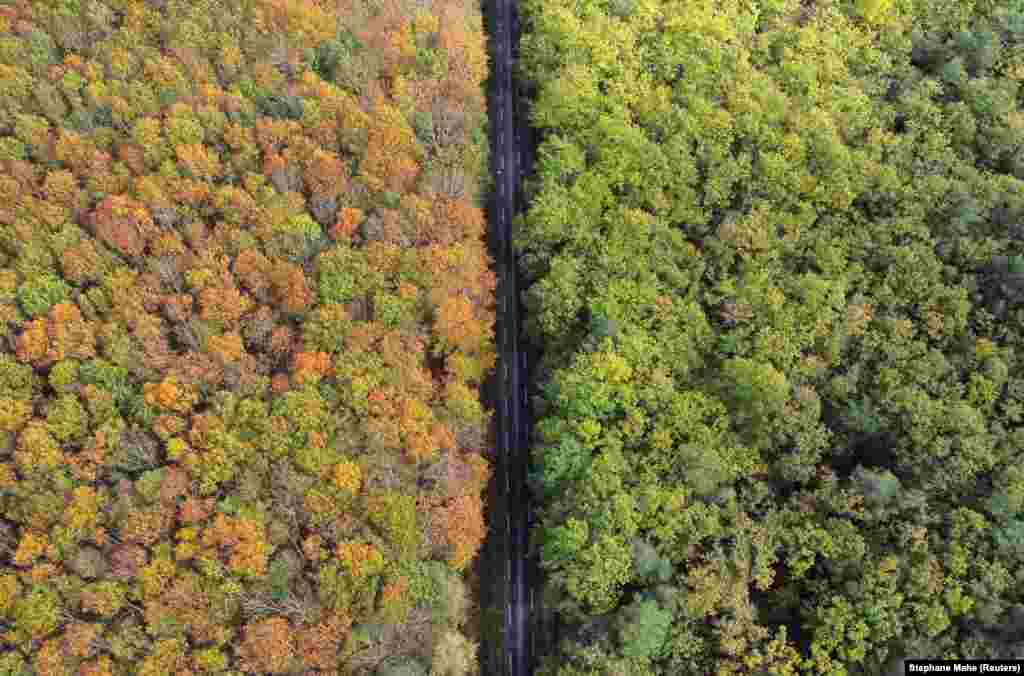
490 0 532 672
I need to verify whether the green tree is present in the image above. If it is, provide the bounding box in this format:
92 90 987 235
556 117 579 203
615 598 673 659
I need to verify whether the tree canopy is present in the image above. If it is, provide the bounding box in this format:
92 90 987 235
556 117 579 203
520 0 1024 672
0 0 491 673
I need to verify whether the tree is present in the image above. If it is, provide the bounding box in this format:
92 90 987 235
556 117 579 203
614 598 673 660
431 630 478 676
379 657 429 676
13 585 62 640
88 195 158 259
0 0 494 670
17 274 70 319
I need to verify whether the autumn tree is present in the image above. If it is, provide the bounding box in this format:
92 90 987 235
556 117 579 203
0 0 493 672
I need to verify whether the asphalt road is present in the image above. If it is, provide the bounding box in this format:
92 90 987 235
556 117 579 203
489 0 533 672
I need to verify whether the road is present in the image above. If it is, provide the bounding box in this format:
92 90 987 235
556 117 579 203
489 0 533 672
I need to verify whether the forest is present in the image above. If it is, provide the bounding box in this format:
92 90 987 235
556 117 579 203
9 0 1024 673
0 0 493 674
518 0 1024 673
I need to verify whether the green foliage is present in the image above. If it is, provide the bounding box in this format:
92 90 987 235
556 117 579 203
193 647 229 671
255 93 305 121
995 519 1024 552
266 557 291 603
47 359 79 393
367 491 420 557
294 442 342 477
0 356 35 399
535 434 590 496
280 213 323 240
402 559 446 608
614 598 672 659
852 466 902 507
79 359 131 404
45 394 88 443
318 269 356 305
272 385 329 448
12 585 61 639
67 106 114 133
308 29 363 85
412 111 434 147
543 518 589 565
310 41 348 83
135 468 164 503
376 656 428 676
374 291 410 329
17 273 69 317
519 0 1024 669
631 539 672 583
845 398 883 436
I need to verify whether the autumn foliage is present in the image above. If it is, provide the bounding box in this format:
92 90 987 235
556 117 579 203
0 0 491 672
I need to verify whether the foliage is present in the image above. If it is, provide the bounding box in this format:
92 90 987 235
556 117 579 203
521 0 1024 670
614 598 673 659
13 585 62 640
378 657 429 676
430 630 478 676
18 274 70 318
0 0 491 672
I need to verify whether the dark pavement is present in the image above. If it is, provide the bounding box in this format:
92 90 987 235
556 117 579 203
488 0 534 672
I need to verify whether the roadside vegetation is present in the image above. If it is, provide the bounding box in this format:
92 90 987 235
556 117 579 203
518 0 1024 672
0 0 492 673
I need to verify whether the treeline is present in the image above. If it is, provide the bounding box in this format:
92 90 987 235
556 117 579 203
0 0 492 674
518 0 1024 673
